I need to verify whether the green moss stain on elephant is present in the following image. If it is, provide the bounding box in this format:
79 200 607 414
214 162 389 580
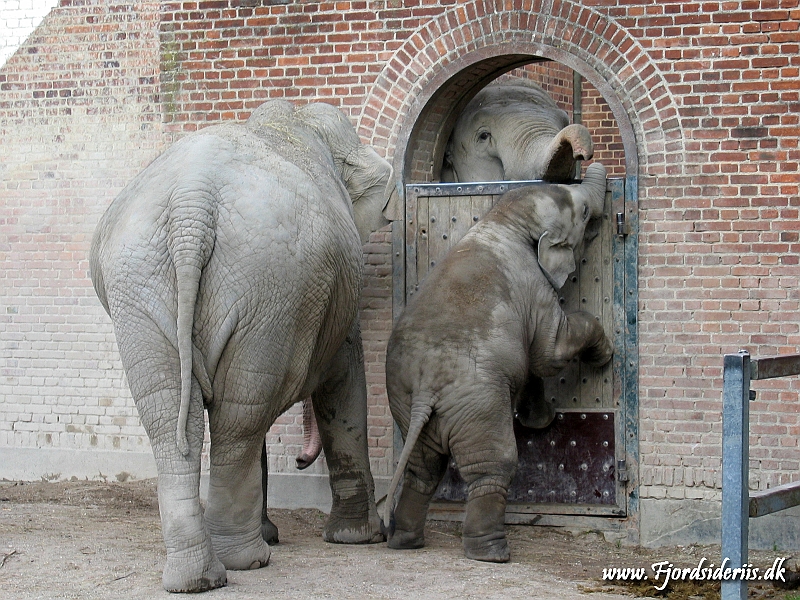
442 78 593 183
90 101 392 593
384 163 613 563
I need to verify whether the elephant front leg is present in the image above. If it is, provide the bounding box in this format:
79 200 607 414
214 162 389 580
514 375 555 429
557 311 614 368
313 329 384 544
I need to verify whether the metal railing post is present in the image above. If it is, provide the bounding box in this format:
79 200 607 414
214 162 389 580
721 350 750 600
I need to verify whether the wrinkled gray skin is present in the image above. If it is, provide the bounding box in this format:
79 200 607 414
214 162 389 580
90 100 391 593
442 78 593 183
384 163 613 563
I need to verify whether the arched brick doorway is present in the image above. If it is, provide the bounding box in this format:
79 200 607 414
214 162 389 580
358 0 683 188
390 47 638 186
356 0 676 537
387 50 641 531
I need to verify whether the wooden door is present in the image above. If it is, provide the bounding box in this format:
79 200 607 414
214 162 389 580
392 178 635 518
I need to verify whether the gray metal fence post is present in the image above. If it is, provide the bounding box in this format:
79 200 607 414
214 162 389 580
721 350 750 600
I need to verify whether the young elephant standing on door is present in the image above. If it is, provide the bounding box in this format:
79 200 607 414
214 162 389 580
384 162 614 563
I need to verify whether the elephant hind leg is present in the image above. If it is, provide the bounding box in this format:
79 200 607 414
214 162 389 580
387 438 448 551
114 318 226 592
462 490 512 563
159 471 228 592
448 392 518 563
204 392 272 571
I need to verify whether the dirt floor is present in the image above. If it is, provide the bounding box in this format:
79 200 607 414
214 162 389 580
0 479 798 600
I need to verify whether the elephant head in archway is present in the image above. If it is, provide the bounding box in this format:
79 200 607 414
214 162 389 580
442 78 593 183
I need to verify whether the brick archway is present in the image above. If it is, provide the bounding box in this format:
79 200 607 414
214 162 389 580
358 0 681 186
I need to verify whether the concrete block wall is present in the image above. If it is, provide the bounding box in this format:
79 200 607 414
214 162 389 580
2 0 800 546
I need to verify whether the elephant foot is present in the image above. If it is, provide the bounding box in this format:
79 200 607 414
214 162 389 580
387 527 425 550
162 547 227 593
386 483 432 551
463 531 510 563
213 535 271 571
323 510 385 544
323 482 385 544
156 485 227 593
462 491 510 563
261 516 279 545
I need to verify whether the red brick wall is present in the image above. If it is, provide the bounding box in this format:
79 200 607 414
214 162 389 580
158 0 398 131
610 0 800 497
582 80 626 177
2 1 800 522
503 62 575 114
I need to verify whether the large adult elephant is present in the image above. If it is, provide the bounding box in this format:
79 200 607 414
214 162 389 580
442 78 593 183
384 164 613 563
90 100 390 593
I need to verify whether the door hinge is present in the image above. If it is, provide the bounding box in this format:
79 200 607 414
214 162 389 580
616 212 628 237
617 459 629 483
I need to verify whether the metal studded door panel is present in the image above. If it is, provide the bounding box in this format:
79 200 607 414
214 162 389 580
395 179 631 518
404 183 510 303
544 186 615 413
435 412 619 509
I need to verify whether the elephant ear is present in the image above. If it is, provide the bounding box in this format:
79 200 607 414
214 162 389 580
382 182 403 222
537 231 576 290
440 141 457 182
346 145 395 243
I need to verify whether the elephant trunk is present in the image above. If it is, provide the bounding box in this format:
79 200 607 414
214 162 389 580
296 398 322 470
576 162 608 218
497 122 594 184
539 123 594 182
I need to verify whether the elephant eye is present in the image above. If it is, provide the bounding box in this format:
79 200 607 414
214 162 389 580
477 130 491 142
582 203 589 221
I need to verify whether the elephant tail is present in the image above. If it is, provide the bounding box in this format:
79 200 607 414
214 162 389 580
168 191 217 457
383 397 434 528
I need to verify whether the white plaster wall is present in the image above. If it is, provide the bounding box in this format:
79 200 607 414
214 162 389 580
0 0 60 67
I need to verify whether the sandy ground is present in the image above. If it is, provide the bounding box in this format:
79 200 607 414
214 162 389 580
0 479 795 600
